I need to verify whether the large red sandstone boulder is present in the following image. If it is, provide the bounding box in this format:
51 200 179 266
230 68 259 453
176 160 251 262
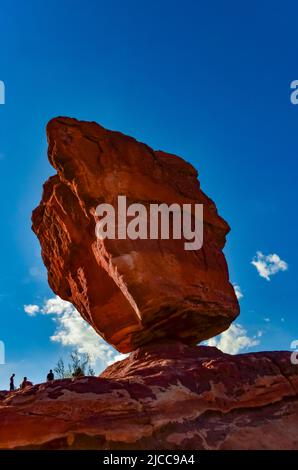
32 117 239 352
0 343 297 450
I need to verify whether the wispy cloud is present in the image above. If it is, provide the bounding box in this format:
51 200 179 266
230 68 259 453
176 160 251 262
251 251 288 281
24 296 127 367
28 266 47 281
233 284 243 300
24 304 40 317
204 323 261 355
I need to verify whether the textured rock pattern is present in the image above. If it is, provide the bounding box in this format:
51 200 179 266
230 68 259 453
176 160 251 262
0 343 297 450
32 117 239 352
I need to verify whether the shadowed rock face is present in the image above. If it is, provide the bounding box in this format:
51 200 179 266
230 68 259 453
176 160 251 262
32 117 239 352
0 343 297 450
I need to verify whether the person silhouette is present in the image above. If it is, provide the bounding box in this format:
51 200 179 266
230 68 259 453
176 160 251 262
9 373 15 391
21 377 33 389
47 369 54 382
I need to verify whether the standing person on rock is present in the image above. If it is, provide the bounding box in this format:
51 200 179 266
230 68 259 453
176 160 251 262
9 373 15 391
47 369 54 382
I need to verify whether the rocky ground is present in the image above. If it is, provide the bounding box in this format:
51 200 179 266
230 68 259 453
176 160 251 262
0 342 297 450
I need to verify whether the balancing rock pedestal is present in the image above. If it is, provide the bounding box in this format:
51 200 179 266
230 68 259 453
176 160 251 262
23 117 298 450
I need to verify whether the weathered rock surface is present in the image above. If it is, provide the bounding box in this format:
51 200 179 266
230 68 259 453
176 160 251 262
32 117 239 352
0 342 297 450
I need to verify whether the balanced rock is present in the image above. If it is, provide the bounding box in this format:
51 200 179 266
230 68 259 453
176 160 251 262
32 117 239 352
0 343 297 450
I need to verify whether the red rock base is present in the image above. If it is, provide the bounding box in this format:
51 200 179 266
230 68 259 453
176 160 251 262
0 342 297 450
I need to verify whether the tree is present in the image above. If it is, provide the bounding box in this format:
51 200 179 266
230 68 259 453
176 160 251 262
54 351 95 379
54 358 66 379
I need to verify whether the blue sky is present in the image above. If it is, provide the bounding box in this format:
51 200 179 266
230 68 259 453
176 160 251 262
0 0 297 389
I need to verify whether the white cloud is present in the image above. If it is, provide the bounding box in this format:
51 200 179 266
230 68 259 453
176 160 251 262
251 251 288 281
42 296 74 315
233 284 243 300
24 304 40 317
204 323 261 355
24 296 126 368
107 353 129 366
264 317 270 322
